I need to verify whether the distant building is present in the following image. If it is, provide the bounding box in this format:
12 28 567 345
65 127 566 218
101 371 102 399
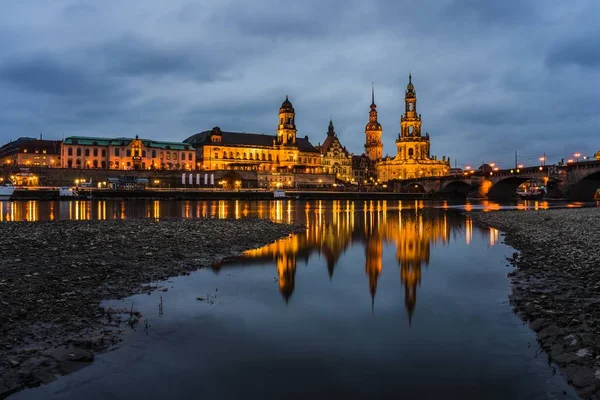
0 137 61 167
184 96 322 174
595 150 600 160
352 154 376 184
315 120 353 182
60 136 195 170
376 74 450 182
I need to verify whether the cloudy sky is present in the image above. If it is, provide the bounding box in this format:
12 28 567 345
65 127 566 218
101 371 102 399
1 0 598 168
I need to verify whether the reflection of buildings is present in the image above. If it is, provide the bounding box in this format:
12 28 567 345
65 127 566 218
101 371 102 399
234 200 463 324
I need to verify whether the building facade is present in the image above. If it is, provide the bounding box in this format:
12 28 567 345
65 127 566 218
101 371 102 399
352 154 377 184
60 136 195 170
185 96 322 173
316 120 353 182
0 137 61 167
364 85 383 162
376 75 450 182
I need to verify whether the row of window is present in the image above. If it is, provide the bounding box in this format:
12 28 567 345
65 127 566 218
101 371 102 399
65 159 194 169
65 147 194 160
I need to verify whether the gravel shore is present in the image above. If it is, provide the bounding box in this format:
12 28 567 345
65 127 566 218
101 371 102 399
0 218 302 398
471 208 600 399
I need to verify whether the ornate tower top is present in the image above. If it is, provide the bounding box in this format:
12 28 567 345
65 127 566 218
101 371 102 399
277 95 296 145
365 84 383 162
406 72 415 98
327 119 335 137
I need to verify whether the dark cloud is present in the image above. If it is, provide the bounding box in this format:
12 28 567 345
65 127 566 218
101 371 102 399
546 32 600 69
0 0 598 166
0 54 122 98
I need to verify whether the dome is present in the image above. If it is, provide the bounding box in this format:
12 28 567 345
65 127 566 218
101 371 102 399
478 163 493 173
365 121 382 131
280 95 294 113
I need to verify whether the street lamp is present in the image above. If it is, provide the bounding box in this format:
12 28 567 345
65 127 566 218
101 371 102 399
574 152 581 162
539 156 546 167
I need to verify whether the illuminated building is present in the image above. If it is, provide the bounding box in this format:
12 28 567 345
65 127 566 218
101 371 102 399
595 150 600 160
60 136 195 170
184 96 322 174
316 120 353 182
364 85 383 162
0 137 61 167
376 74 450 182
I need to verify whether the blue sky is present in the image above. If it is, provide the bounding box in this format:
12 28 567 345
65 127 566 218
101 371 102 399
1 0 599 168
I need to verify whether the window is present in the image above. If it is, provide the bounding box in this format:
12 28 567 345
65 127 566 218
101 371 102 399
229 151 233 158
214 153 218 159
268 154 272 161
115 148 120 157
68 148 73 156
93 160 98 168
23 149 28 153
188 153 192 161
76 148 82 156
223 152 227 159
102 149 106 157
42 150 47 154
126 150 131 157
408 148 414 157
93 148 98 156
166 153 171 160
160 152 164 159
173 152 177 160
152 150 156 158
85 149 90 156
142 150 146 157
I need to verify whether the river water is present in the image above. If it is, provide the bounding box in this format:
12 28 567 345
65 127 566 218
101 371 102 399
6 199 580 399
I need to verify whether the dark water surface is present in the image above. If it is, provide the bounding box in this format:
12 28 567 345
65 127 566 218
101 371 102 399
9 200 578 399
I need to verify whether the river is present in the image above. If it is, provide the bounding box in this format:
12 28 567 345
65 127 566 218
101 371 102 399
5 199 580 399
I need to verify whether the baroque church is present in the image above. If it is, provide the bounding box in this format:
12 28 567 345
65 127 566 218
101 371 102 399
371 74 450 182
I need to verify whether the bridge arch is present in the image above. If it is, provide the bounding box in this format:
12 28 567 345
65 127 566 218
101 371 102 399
567 171 600 201
487 176 533 200
438 180 471 197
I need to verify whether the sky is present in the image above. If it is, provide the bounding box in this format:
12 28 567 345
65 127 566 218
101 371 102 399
0 0 599 169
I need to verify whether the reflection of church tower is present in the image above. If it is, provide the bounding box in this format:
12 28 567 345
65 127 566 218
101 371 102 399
277 95 297 145
364 85 383 161
277 253 297 303
365 235 383 310
396 212 430 325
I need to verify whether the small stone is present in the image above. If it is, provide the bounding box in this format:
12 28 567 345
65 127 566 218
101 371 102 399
576 348 590 357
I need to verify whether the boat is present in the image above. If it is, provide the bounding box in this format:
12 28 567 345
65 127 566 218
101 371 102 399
0 184 15 200
517 186 546 200
273 189 286 198
594 189 600 201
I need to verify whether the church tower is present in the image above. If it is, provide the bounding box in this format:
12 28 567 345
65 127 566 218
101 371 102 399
396 74 430 161
364 85 383 161
277 95 297 145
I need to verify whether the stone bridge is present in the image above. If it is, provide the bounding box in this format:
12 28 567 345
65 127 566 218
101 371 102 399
393 160 600 201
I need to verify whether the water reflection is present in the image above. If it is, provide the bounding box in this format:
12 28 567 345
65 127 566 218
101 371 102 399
217 201 475 325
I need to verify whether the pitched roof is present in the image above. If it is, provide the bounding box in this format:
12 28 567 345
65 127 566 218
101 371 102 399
184 130 319 153
64 136 193 150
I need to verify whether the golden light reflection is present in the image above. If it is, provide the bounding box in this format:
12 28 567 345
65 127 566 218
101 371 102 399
465 216 473 245
230 201 465 324
489 227 499 247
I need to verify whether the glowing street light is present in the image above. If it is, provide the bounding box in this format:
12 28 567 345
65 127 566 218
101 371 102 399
465 165 471 171
518 164 524 168
574 152 581 162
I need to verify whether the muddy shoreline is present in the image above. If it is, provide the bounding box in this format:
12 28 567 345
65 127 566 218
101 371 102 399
470 208 600 399
0 218 302 398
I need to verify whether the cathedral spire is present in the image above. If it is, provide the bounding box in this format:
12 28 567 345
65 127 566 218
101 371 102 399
371 82 375 107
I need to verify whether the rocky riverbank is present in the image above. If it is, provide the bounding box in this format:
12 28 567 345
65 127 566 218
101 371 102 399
0 218 303 398
471 208 600 399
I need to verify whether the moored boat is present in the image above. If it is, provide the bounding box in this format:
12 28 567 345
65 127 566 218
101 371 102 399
0 184 15 200
517 187 546 200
